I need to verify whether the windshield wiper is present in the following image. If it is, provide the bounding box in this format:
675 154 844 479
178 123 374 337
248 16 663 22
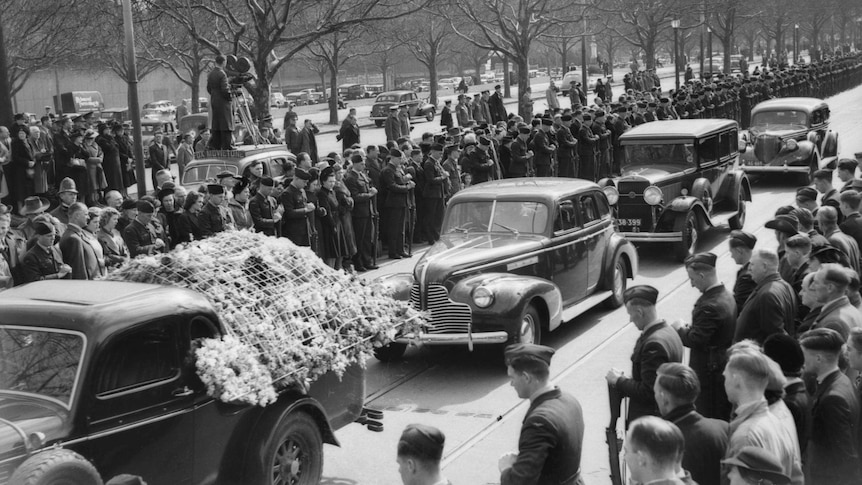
492 222 519 235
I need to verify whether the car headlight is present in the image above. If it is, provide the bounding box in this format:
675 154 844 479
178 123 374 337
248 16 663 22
784 139 798 151
603 186 619 205
473 286 494 308
643 186 663 206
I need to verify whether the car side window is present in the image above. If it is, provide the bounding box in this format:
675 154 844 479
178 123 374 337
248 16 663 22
718 130 736 159
95 321 180 396
269 157 287 178
580 194 599 225
811 110 823 125
697 136 718 165
554 199 578 233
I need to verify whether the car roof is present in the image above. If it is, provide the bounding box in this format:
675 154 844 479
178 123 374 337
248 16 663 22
449 178 599 203
752 97 827 114
188 145 294 164
0 281 215 339
620 119 738 141
378 90 415 96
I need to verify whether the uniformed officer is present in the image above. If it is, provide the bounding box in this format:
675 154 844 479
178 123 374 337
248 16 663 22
280 168 315 246
728 230 758 314
606 285 684 424
122 200 165 257
508 126 533 178
198 184 227 238
672 253 736 420
499 343 584 485
20 222 72 283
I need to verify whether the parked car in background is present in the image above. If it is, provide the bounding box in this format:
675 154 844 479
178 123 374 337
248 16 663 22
600 119 751 261
101 107 129 124
270 92 286 108
369 90 436 127
142 100 177 119
437 77 461 90
365 84 385 97
480 72 496 84
738 97 838 184
560 70 582 95
299 88 324 103
181 97 209 112
338 84 366 100
285 92 310 106
374 178 638 361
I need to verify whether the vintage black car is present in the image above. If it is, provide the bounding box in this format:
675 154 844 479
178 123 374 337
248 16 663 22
375 178 638 360
0 281 366 485
600 119 751 262
369 90 437 127
739 97 839 184
182 145 297 190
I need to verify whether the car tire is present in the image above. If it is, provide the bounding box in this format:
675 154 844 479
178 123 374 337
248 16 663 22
375 120 384 128
262 411 323 485
425 110 434 122
604 257 627 309
729 185 747 230
373 342 408 362
673 211 699 262
512 304 542 345
10 449 102 485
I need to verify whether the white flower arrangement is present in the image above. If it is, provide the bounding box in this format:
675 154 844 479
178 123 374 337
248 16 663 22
104 230 423 406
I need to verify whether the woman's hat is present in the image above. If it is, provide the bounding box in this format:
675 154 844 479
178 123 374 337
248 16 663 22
20 196 51 215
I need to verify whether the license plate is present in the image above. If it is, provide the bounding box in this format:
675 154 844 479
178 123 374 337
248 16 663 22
619 219 642 226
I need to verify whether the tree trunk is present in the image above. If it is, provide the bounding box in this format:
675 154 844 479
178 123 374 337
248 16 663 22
723 37 732 73
190 68 201 114
328 65 339 125
0 12 14 128
250 77 270 129
429 59 438 106
503 57 511 98
644 36 656 70
561 47 568 77
517 55 529 118
319 70 327 102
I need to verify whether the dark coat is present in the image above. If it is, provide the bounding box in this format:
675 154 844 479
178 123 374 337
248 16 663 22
9 137 34 204
806 369 861 485
489 92 507 123
380 163 410 208
384 113 401 142
530 129 555 169
733 262 757 314
97 230 128 268
198 202 225 238
508 138 532 177
840 212 862 251
249 192 278 236
96 134 123 192
122 219 159 257
464 147 495 184
116 133 136 188
206 66 233 131
617 321 684 423
338 118 360 151
500 388 584 485
344 169 376 218
665 404 729 485
316 186 342 260
677 284 736 419
280 184 312 246
175 211 202 244
59 224 99 280
784 380 811 455
20 244 67 283
421 157 447 199
734 273 797 344
440 105 454 130
285 125 302 155
148 143 168 174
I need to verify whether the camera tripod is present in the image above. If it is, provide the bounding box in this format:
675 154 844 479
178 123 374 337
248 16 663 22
230 84 265 146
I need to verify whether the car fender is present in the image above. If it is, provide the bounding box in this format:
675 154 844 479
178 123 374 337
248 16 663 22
717 171 752 208
599 233 638 290
449 273 563 332
376 273 415 301
821 130 839 160
660 196 710 229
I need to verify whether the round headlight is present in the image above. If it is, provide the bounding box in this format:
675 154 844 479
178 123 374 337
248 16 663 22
603 185 619 205
643 186 663 206
473 286 494 308
784 139 798 151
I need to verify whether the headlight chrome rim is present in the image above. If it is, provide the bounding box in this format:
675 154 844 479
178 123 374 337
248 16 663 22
603 186 620 205
643 186 663 206
473 286 494 308
784 139 798 151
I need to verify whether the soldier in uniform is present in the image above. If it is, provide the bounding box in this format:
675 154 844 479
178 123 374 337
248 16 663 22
508 127 533 178
530 119 556 177
249 177 280 236
344 154 379 271
499 343 584 485
606 285 684 424
380 149 413 259
555 115 578 178
385 105 401 142
577 115 599 181
198 184 227 238
421 144 447 244
121 200 165 257
672 253 736 420
280 168 315 247
728 230 758 314
20 222 71 283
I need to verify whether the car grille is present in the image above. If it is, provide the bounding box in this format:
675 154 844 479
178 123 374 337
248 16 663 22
0 464 11 485
754 134 781 163
410 284 472 334
615 181 653 231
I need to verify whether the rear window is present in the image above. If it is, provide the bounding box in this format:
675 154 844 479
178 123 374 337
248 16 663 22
376 95 400 103
183 163 238 185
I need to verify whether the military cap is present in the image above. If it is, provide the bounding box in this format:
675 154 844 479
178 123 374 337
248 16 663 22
389 105 399 111
540 118 553 126
293 168 311 181
721 447 791 485
837 158 858 172
660 97 670 103
504 343 555 367
763 333 804 376
216 171 236 179
448 127 462 136
429 143 444 152
785 233 812 250
260 176 275 187
398 424 445 462
582 114 592 121
812 168 833 181
518 126 531 134
647 102 657 108
795 186 818 201
410 148 421 155
120 199 137 211
70 128 84 138
636 102 647 108
595 110 606 117
799 327 845 352
157 188 175 201
684 252 717 269
206 184 224 195
136 200 155 213
478 136 491 146
623 285 658 305
34 221 54 236
729 230 757 249
389 148 403 158
764 214 799 236
561 114 573 122
501 135 513 143
444 99 452 105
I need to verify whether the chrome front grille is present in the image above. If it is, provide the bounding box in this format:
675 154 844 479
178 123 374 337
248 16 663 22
410 284 472 334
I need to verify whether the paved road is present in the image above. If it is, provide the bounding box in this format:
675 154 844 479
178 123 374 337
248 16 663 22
319 81 862 485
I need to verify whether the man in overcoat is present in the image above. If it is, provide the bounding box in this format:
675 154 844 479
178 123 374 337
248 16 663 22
280 168 314 246
385 106 402 142
20 222 71 283
499 343 584 485
421 144 447 243
606 285 684 424
530 119 556 177
728 230 758 313
734 248 797 343
198 184 227 238
344 154 378 271
672 253 736 419
380 149 413 259
249 177 280 236
809 263 862 339
206 55 234 150
59 202 99 280
489 85 507 123
122 200 165 257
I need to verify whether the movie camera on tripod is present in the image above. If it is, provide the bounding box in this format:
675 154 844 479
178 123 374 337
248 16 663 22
225 55 266 146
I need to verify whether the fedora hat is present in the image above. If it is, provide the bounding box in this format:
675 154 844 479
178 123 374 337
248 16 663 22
58 177 78 194
20 196 50 215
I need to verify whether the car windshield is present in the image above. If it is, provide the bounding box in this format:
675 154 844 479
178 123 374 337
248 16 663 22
183 163 238 185
140 124 162 135
621 143 696 175
751 110 808 130
0 326 85 408
443 200 548 235
376 95 400 103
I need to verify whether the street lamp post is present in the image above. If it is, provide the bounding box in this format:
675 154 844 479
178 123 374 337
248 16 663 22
707 27 712 80
121 0 146 196
794 24 799 65
672 19 681 90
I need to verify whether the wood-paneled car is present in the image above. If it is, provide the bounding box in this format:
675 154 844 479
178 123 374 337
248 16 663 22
599 119 752 262
739 97 839 184
375 178 638 361
0 281 368 485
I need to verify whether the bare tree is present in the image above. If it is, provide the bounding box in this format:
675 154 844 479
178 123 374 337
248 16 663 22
367 33 406 91
754 0 791 60
707 0 755 73
398 10 454 106
597 0 684 71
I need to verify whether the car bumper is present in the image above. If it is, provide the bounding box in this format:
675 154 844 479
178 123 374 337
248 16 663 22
741 164 808 173
620 231 683 243
394 330 509 346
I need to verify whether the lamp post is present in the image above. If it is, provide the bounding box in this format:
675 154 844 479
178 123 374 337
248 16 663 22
672 19 681 90
120 0 146 196
707 26 712 80
794 24 799 65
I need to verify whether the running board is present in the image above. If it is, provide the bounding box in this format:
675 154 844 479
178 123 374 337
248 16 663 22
559 290 613 325
707 210 739 228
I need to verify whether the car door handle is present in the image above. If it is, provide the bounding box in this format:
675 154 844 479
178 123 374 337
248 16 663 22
172 386 194 397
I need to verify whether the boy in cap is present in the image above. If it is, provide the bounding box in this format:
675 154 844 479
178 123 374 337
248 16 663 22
396 424 450 485
799 328 862 484
500 343 584 485
672 252 736 419
606 286 683 424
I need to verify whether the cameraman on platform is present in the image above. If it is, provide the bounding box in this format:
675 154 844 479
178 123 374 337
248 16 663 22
207 55 234 150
